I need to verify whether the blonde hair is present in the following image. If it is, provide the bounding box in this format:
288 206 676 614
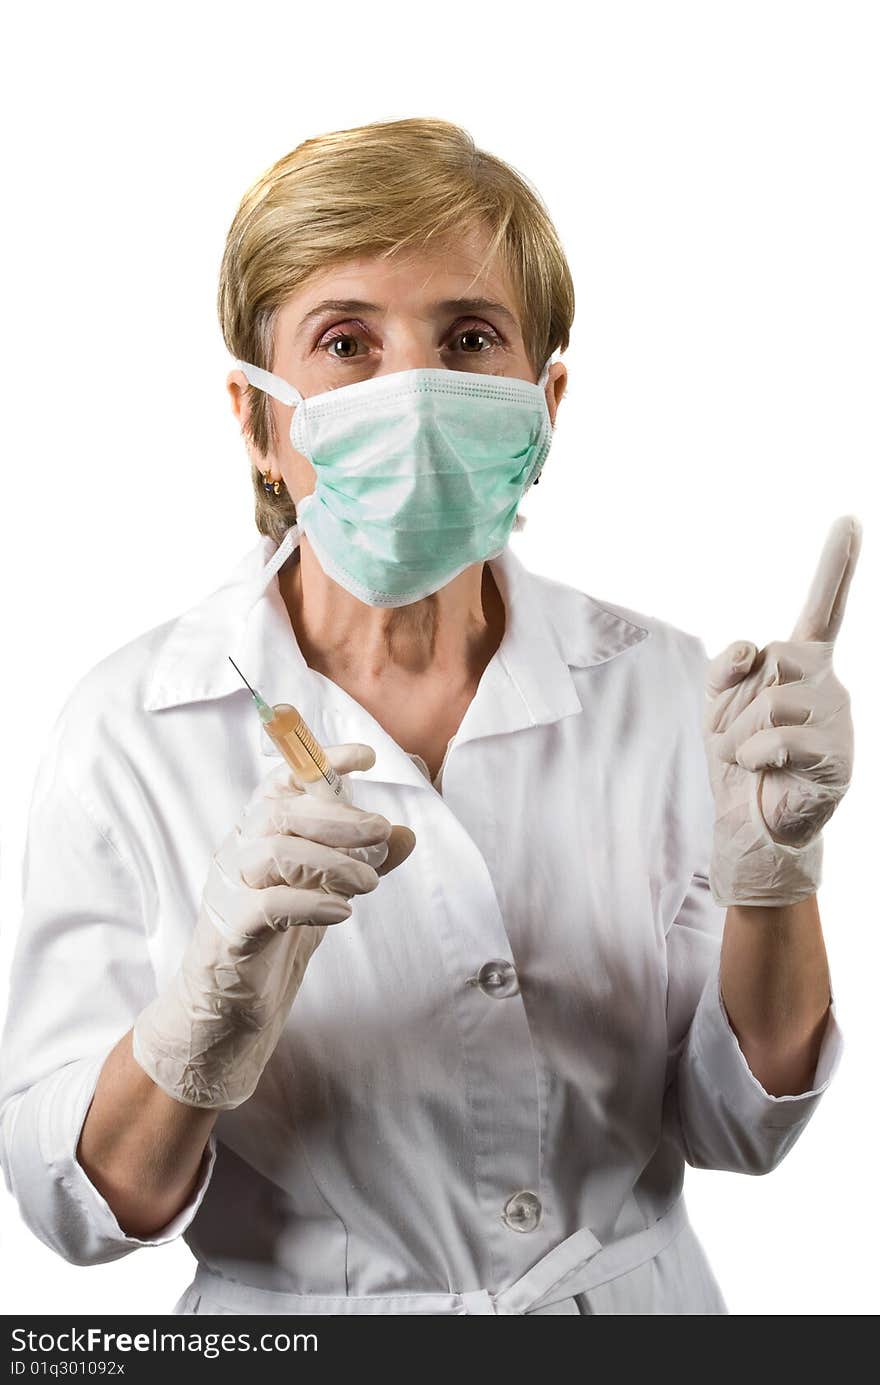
217 116 576 543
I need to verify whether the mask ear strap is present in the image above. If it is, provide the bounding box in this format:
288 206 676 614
259 521 302 590
257 494 316 592
525 350 561 510
537 348 561 391
233 359 304 407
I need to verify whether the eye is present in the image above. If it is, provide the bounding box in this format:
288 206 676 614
315 316 504 360
318 329 365 359
447 321 503 354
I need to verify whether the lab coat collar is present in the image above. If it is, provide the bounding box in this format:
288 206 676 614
143 535 649 784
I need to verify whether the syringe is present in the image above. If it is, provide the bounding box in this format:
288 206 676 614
228 657 351 804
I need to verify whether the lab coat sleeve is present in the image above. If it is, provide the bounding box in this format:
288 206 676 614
663 866 844 1176
0 751 217 1267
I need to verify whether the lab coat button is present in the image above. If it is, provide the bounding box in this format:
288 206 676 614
467 958 520 999
502 1190 542 1233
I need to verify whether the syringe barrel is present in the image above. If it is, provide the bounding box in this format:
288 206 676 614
262 703 352 804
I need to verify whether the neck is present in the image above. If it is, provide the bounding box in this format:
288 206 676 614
279 540 505 688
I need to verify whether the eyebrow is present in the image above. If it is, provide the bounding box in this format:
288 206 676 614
296 296 519 335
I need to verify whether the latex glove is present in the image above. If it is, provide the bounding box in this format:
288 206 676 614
702 515 861 908
132 744 416 1110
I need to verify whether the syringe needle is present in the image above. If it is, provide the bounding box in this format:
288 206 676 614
228 657 274 722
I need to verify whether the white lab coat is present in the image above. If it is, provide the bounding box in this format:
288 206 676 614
0 535 842 1315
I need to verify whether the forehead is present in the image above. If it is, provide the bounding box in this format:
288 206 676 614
278 224 519 325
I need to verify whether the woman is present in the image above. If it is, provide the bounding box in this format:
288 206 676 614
0 117 857 1315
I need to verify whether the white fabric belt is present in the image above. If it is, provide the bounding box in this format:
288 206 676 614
185 1194 688 1316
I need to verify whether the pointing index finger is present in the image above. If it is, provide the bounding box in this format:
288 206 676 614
789 514 863 643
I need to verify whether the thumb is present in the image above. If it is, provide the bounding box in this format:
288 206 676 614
324 742 377 776
705 640 758 700
325 746 416 874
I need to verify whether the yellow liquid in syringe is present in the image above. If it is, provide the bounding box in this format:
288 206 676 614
227 658 349 804
262 702 348 802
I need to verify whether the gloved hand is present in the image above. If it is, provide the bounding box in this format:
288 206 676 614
702 515 861 908
132 744 416 1110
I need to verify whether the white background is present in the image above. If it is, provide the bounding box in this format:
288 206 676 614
0 0 876 1316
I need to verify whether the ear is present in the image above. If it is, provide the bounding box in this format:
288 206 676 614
546 361 568 425
229 369 278 473
226 369 252 428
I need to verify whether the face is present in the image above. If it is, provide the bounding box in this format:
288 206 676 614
227 223 568 503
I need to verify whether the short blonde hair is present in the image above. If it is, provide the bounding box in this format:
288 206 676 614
217 116 576 543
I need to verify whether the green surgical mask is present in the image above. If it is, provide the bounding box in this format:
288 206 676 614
235 355 558 607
